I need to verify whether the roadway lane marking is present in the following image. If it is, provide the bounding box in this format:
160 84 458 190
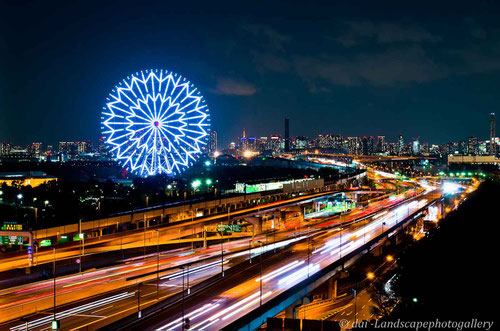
91 305 113 314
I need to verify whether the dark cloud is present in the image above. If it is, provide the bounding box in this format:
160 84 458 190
293 45 446 89
335 21 441 47
213 78 257 96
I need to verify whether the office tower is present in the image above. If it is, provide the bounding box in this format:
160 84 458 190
284 118 290 152
376 136 386 153
27 142 42 157
209 130 218 155
412 139 420 155
0 142 12 155
467 136 478 155
490 113 496 155
397 134 404 156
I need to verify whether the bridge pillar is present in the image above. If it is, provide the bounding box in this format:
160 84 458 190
328 278 338 299
245 217 262 235
285 296 311 319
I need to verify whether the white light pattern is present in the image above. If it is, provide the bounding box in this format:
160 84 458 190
102 69 210 177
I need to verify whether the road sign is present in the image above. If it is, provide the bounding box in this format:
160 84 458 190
40 239 52 247
1 222 23 231
1 235 23 245
216 224 242 233
27 245 33 263
204 226 218 232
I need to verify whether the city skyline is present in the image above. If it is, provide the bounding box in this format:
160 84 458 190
3 1 500 147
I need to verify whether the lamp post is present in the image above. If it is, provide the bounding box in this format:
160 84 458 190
353 288 357 322
137 282 142 318
248 239 252 264
78 219 84 274
307 227 311 277
155 229 160 298
339 226 343 258
258 241 263 306
52 248 57 327
220 229 224 277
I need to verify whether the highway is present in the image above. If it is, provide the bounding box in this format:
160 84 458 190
0 186 424 330
133 189 441 331
0 187 349 273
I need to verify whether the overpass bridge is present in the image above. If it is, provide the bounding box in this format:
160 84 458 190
101 189 442 331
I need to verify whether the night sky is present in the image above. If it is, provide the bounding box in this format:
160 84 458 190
2 0 500 147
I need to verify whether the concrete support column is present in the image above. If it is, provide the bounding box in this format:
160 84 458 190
328 278 338 299
245 217 262 235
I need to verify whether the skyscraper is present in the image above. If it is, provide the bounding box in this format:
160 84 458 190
397 134 404 156
490 113 496 155
467 136 478 155
284 118 290 152
376 136 386 153
209 130 218 155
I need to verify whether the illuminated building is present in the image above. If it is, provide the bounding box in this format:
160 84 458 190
376 136 386 153
361 136 374 155
467 136 478 155
0 171 57 187
284 118 290 152
0 142 12 155
27 142 42 158
269 135 281 154
412 138 420 155
258 137 269 151
490 113 496 155
295 136 308 149
397 134 404 155
209 130 218 155
247 137 256 151
348 137 361 155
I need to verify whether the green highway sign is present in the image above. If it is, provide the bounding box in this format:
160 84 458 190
217 224 242 233
1 236 23 245
40 239 52 247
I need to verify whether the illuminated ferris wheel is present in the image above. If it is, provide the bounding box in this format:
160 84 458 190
102 69 210 177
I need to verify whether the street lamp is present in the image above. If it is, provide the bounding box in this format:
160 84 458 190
155 229 160 298
52 248 58 328
220 228 224 277
258 241 263 306
353 288 357 322
367 272 375 280
386 255 394 262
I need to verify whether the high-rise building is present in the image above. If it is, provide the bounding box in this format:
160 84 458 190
361 136 374 155
247 137 256 151
27 142 42 157
412 139 420 155
348 137 361 155
269 135 281 154
98 137 107 155
209 130 218 155
258 137 269 152
0 142 12 155
467 136 478 155
490 113 496 155
59 142 77 155
397 134 404 155
295 136 308 149
376 136 386 153
284 118 290 152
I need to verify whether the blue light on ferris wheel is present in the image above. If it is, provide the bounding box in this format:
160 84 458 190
102 69 210 177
